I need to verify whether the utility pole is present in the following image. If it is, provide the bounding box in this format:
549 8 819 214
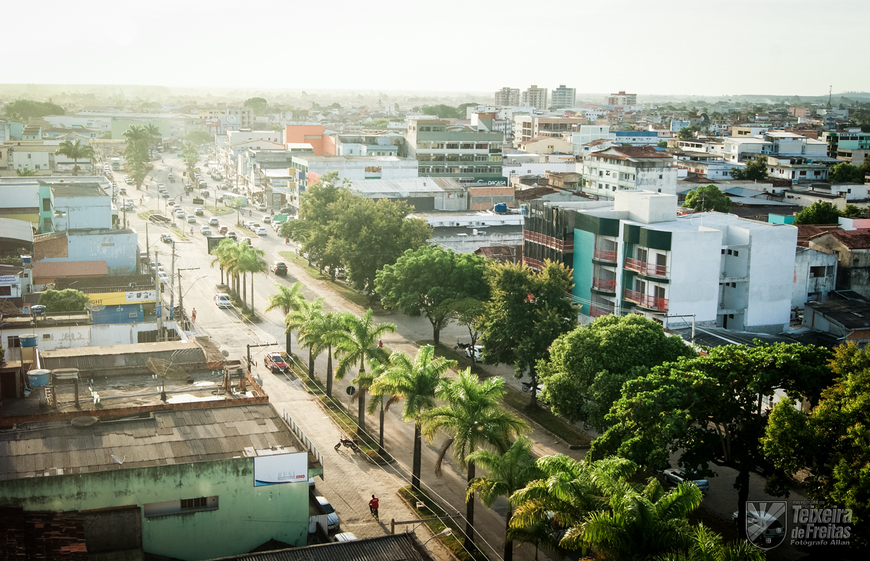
145 223 150 274
169 242 176 325
177 267 199 330
154 248 163 341
247 342 277 375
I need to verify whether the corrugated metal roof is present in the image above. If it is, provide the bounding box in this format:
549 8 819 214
0 404 300 481
39 341 209 375
216 533 435 561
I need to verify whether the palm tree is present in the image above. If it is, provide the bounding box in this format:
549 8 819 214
16 167 38 176
369 345 455 493
466 437 538 561
264 282 305 354
239 244 267 312
286 297 324 379
421 370 528 551
56 139 95 176
123 125 149 188
332 309 396 432
303 310 343 396
145 124 161 158
210 237 238 285
657 524 764 561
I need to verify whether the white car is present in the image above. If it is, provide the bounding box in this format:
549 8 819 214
187 215 197 224
214 293 232 308
465 345 483 362
157 271 170 283
663 468 710 494
175 210 185 218
256 227 267 236
200 226 212 235
333 532 357 543
158 183 165 189
209 217 219 226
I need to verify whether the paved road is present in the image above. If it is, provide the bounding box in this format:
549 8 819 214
125 155 809 561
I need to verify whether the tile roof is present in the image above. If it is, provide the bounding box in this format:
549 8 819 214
0 404 299 481
810 228 870 250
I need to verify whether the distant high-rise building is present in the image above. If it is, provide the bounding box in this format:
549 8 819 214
607 91 637 107
494 87 520 106
551 85 576 108
522 85 548 111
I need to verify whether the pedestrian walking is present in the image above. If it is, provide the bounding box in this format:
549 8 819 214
191 308 197 322
369 495 379 520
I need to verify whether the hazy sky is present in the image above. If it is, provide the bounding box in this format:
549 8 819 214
7 0 868 97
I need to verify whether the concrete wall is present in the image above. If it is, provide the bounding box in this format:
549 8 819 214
0 457 309 561
39 230 138 274
793 248 837 308
1 324 91 351
430 232 522 254
744 223 798 332
53 194 112 230
668 228 722 325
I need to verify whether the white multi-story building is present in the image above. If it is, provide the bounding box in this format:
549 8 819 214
494 87 520 106
551 85 576 108
571 125 613 154
513 115 585 146
582 146 677 199
522 85 548 111
569 190 798 334
723 137 773 163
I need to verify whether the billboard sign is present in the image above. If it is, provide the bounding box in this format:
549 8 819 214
253 452 308 487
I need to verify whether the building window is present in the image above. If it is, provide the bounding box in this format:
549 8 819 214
733 250 739 257
0 286 11 296
7 336 20 348
43 199 51 211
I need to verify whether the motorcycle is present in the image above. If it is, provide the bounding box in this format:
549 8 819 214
454 342 472 351
521 381 539 393
334 438 360 452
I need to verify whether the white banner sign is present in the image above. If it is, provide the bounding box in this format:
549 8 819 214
253 453 308 487
0 275 18 284
126 290 157 302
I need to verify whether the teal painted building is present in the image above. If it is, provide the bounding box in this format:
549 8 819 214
0 403 320 560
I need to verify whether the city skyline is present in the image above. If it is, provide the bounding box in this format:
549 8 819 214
5 0 870 98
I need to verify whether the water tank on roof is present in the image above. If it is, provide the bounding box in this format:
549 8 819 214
493 203 508 214
27 369 51 387
20 334 38 348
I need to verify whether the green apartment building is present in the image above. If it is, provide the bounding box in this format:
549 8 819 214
405 118 506 186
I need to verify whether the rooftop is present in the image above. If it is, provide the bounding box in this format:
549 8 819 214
211 533 436 561
0 403 297 481
346 177 463 195
805 293 870 331
809 228 870 250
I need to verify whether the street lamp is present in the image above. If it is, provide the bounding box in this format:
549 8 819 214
422 528 452 546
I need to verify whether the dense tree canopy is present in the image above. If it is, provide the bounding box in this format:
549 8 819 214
243 97 269 115
538 314 695 429
682 184 731 213
479 261 577 406
591 342 833 540
829 161 868 184
793 200 841 225
375 246 490 344
729 156 768 181
3 99 65 121
763 342 870 547
38 289 89 312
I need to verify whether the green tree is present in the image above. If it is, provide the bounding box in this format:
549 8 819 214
286 297 324 379
264 282 306 354
243 97 269 115
375 246 490 345
840 204 870 218
332 309 396 432
657 140 669 148
445 297 487 352
55 139 95 176
123 125 150 189
762 342 870 547
657 524 764 561
284 172 347 271
420 104 463 119
305 311 343 397
38 288 89 312
184 131 213 145
793 200 841 225
3 99 65 121
729 156 768 181
209 237 237 286
369 345 455 493
16 167 38 176
421 370 528 551
592 342 833 540
829 162 866 183
182 141 200 182
466 437 538 561
677 126 700 140
479 261 578 407
145 124 162 159
538 314 694 429
682 184 731 213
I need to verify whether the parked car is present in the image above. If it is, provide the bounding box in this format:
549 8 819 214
314 496 335 515
194 207 204 216
160 233 172 243
264 352 289 373
332 532 357 543
209 217 219 226
662 468 710 494
272 262 287 275
465 345 483 362
200 226 212 235
214 293 232 308
256 227 268 236
157 271 169 282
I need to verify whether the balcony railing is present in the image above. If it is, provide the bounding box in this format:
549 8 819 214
624 257 668 278
593 248 617 262
592 277 617 292
623 289 669 312
589 305 614 318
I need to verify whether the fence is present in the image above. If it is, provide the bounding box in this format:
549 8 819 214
283 410 324 468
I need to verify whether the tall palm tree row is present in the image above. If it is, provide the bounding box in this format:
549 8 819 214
264 282 306 354
239 244 267 312
369 345 455 494
302 310 343 396
56 139 95 176
332 309 396 433
286 297 324 379
421 369 528 551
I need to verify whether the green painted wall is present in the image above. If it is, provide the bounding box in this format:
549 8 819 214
0 458 309 561
573 228 595 314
